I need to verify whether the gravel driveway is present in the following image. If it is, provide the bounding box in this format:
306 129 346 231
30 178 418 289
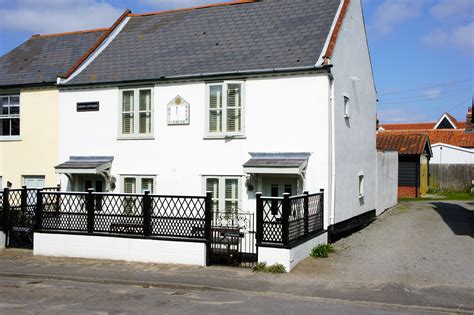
293 200 474 288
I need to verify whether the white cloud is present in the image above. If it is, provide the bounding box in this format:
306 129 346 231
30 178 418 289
430 0 473 21
0 0 124 35
423 88 443 99
377 108 428 123
423 22 473 54
371 0 428 36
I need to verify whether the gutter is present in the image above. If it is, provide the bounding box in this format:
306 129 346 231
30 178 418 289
59 64 333 88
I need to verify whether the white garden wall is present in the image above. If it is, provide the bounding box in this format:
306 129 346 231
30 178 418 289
34 233 207 266
258 232 328 272
376 151 398 216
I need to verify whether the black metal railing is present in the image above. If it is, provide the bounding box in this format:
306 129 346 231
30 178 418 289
37 190 212 241
256 190 324 247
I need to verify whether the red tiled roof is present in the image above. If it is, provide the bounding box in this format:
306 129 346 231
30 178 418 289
376 133 430 155
381 122 436 130
379 130 474 148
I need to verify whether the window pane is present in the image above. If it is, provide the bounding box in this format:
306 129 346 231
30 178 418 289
139 113 151 134
11 118 19 136
139 90 151 111
225 179 238 199
122 113 134 134
0 118 8 136
0 97 8 106
124 178 136 194
141 178 154 193
209 85 222 109
1 105 7 115
122 91 134 112
226 108 241 132
206 178 219 213
9 96 19 105
227 84 241 108
10 106 19 115
209 110 222 133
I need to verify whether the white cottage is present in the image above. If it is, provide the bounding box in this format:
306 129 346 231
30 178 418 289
55 0 377 240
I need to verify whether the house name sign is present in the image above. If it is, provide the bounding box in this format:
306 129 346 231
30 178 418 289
77 102 100 112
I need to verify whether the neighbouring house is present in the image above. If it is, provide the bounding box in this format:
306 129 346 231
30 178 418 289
378 108 474 164
0 27 111 190
378 106 474 192
376 133 432 198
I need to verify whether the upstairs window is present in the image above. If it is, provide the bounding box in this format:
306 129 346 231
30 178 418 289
207 82 244 137
120 88 153 138
0 95 20 138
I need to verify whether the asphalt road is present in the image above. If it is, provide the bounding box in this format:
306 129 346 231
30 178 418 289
0 276 456 314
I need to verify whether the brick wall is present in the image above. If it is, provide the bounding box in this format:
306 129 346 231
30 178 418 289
398 186 418 198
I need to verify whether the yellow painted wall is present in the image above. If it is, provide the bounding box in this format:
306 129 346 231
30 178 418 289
0 87 59 188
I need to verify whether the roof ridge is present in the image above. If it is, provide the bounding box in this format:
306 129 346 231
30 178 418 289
60 9 131 79
128 0 259 17
31 28 110 39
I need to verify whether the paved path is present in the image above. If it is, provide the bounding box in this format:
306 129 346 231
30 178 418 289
0 200 472 313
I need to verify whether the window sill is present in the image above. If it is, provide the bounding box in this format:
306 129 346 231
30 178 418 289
117 135 155 141
0 136 21 142
204 134 246 140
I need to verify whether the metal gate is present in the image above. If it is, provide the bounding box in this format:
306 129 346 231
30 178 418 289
209 211 257 267
5 189 37 249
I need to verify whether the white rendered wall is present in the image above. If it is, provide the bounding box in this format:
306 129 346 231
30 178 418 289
258 232 328 272
375 151 398 216
0 231 5 249
431 144 474 164
34 233 207 266
59 74 331 223
330 0 377 224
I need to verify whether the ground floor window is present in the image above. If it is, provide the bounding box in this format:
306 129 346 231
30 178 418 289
23 176 45 189
122 175 155 194
204 176 241 217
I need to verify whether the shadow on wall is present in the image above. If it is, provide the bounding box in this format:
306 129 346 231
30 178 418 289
431 202 474 238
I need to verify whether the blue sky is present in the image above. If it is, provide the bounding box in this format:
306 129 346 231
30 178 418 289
0 0 472 123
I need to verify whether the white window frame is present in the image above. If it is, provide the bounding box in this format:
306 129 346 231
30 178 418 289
343 94 350 119
205 81 245 138
118 87 154 139
23 175 45 189
121 175 156 194
0 94 21 141
202 176 242 215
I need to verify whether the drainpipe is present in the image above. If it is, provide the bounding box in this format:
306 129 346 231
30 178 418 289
329 76 336 227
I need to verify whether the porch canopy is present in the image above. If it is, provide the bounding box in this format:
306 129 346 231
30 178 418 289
55 156 114 175
243 152 311 175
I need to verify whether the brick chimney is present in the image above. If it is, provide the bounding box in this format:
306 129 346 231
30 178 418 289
466 103 473 131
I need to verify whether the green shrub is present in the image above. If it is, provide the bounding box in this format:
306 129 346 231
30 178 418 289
310 243 334 258
252 262 286 273
266 263 286 273
252 262 268 272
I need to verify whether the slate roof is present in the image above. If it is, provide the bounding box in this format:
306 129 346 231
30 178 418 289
65 0 341 85
55 156 114 170
0 29 107 87
376 133 430 155
243 152 311 168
